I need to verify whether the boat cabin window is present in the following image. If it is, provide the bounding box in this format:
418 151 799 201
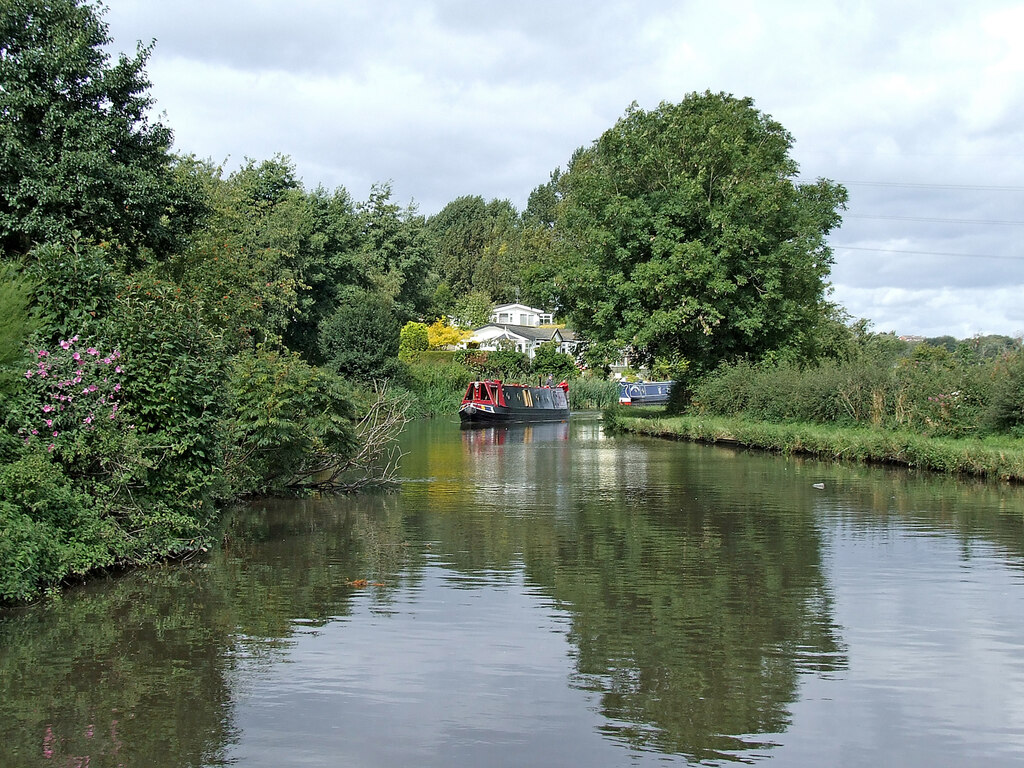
466 382 494 403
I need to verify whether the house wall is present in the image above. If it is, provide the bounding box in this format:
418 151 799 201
490 304 553 327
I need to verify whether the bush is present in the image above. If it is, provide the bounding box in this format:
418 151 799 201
399 322 429 360
319 288 401 381
0 452 120 602
687 348 1013 438
453 348 530 379
0 263 38 398
531 342 577 380
983 350 1024 436
223 347 357 495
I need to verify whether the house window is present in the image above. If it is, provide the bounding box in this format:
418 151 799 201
498 313 511 323
519 313 530 325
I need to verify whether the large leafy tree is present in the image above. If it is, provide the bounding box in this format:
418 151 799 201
553 92 847 375
428 194 525 301
0 0 203 261
356 183 433 321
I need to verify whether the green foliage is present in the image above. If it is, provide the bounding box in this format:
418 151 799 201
451 290 494 329
0 262 37 397
552 92 847 375
109 276 227 539
20 240 118 343
397 353 475 417
428 195 524 299
223 347 357 495
982 350 1024 436
0 0 203 261
357 183 433 321
566 377 618 410
399 321 429 360
531 342 577 380
453 348 530 379
319 288 402 381
0 452 113 601
686 334 1020 440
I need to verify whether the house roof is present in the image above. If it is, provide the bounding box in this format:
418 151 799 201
471 323 562 343
492 303 545 314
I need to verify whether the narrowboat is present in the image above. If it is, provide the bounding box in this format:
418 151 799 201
618 380 674 405
459 379 569 423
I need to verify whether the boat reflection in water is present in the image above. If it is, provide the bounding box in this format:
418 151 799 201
460 420 570 446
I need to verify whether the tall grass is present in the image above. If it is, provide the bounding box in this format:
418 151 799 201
689 352 1024 439
568 378 619 410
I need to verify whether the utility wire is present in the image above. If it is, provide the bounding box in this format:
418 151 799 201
834 245 1024 261
798 179 1024 192
844 213 1024 226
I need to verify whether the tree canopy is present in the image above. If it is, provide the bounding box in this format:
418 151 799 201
551 92 848 375
0 0 203 261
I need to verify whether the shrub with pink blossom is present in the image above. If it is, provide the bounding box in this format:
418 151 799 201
18 335 125 458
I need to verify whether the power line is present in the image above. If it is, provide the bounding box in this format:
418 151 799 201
798 179 1024 192
833 245 1024 261
845 213 1024 226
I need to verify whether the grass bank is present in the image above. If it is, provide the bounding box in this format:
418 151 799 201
605 407 1024 482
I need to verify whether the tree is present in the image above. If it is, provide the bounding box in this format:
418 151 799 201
356 183 433 321
531 342 576 380
451 290 493 329
318 288 401 381
0 0 203 261
552 92 847 376
428 195 525 300
426 317 469 350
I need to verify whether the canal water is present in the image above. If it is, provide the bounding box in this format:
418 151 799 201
3 414 1024 767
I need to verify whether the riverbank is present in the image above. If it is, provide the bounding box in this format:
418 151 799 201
604 407 1024 482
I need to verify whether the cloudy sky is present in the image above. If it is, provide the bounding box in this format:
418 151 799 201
100 0 1024 339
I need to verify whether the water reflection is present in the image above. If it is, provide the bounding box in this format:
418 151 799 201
2 416 1024 766
460 420 570 446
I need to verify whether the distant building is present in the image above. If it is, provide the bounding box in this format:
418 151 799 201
463 304 583 359
490 303 553 327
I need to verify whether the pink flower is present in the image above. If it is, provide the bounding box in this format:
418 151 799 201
47 444 55 452
25 370 33 378
114 366 123 373
42 405 53 413
88 384 98 392
113 383 121 392
87 347 98 356
37 350 48 358
72 352 81 361
60 339 71 350
84 416 93 425
45 419 52 427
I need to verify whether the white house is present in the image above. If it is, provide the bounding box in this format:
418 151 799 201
490 303 553 327
465 323 565 359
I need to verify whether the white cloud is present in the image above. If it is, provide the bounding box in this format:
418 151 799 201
101 0 1024 337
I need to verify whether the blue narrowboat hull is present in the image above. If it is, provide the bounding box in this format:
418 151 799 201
618 380 674 405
